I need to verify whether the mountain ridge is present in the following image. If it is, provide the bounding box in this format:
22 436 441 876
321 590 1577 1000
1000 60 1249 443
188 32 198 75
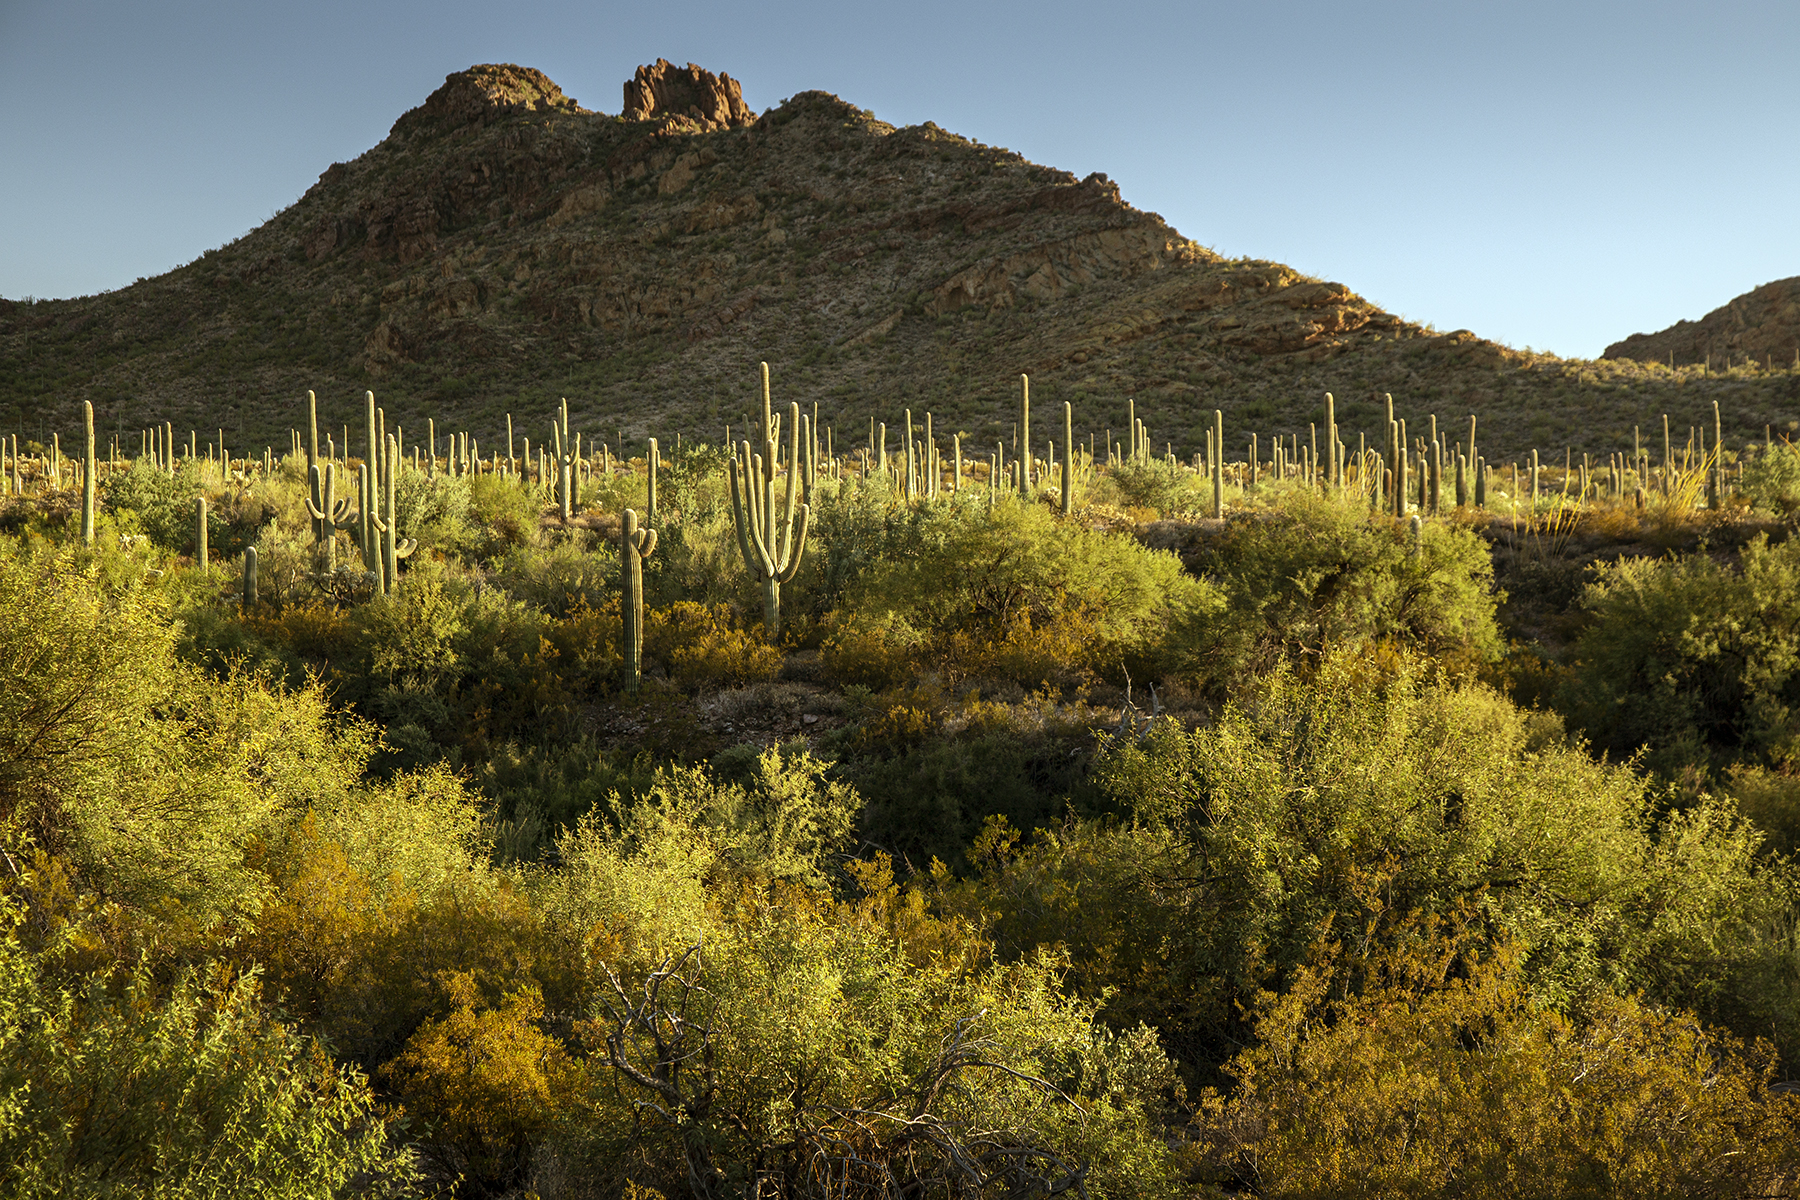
1 62 1793 460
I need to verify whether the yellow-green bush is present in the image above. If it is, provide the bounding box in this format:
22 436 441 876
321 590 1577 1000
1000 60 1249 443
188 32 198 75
645 600 782 689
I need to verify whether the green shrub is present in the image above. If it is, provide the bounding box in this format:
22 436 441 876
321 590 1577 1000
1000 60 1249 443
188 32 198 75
1560 534 1800 773
953 653 1796 1069
100 460 199 552
1179 493 1502 691
1195 913 1800 1198
1741 441 1800 516
823 495 1216 689
0 927 415 1198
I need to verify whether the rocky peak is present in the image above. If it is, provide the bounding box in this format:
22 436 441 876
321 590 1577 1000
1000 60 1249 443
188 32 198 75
391 64 581 138
1604 276 1800 368
622 59 753 131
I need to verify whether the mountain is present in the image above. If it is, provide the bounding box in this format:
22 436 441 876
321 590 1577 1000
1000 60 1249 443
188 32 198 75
1604 277 1800 371
2 61 1795 460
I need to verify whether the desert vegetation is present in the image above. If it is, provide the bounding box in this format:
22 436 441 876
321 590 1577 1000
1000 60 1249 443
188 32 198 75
4 369 1800 1198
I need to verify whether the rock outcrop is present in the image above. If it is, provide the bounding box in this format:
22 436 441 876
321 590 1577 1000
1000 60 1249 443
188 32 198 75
1604 277 1800 368
622 59 753 130
390 64 581 138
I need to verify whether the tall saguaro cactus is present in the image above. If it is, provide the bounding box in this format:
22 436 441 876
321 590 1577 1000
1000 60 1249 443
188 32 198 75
82 400 96 545
242 546 258 613
728 362 812 641
621 508 658 693
553 399 579 522
304 462 359 571
368 434 416 594
194 496 209 570
1061 401 1074 515
1018 374 1031 498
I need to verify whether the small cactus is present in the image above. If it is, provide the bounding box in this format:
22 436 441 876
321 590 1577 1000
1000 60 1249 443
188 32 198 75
621 508 658 693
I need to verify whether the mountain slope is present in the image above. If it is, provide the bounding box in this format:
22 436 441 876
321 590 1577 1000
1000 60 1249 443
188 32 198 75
1604 277 1800 371
2 62 1795 460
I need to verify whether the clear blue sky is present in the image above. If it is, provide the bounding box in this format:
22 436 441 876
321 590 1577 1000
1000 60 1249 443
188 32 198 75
3 0 1796 359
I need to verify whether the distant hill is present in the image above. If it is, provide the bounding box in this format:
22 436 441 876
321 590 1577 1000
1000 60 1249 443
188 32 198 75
2 60 1796 461
1604 277 1800 371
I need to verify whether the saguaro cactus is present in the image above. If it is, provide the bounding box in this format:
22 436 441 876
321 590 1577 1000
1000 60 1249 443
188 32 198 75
242 546 258 613
621 508 658 693
553 399 579 522
368 435 416 594
304 462 359 571
1018 374 1031 498
82 400 96 545
1212 409 1225 519
1061 401 1074 515
647 437 660 526
728 363 812 641
194 496 209 570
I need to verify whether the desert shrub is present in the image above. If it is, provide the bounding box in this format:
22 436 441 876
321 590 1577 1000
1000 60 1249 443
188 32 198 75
0 930 415 1198
645 600 782 690
1740 440 1800 516
100 459 201 552
479 740 663 863
1724 762 1800 856
823 495 1215 689
1195 913 1800 1198
489 536 616 617
0 548 365 929
393 467 474 558
467 472 543 556
1103 457 1205 516
383 973 580 1193
837 691 1107 867
1178 493 1502 691
1560 534 1800 773
951 653 1797 1070
537 802 1181 1200
335 575 620 763
176 601 309 685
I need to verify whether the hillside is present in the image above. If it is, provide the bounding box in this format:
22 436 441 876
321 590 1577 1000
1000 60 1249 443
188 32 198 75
2 60 1796 460
1604 275 1800 371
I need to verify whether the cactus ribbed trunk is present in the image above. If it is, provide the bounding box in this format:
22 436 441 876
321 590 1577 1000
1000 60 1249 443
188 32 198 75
82 400 96 545
727 363 812 643
647 437 659 526
622 508 657 692
1018 375 1031 498
242 546 258 613
194 496 208 570
1061 402 1074 515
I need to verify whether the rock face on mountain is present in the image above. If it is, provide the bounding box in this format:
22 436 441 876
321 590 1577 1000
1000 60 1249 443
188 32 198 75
622 59 753 131
0 62 1788 460
1604 277 1800 369
391 64 583 138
